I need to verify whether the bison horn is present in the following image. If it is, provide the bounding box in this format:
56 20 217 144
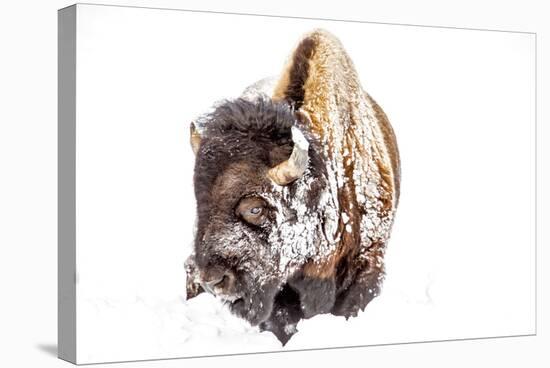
190 122 202 155
268 126 310 185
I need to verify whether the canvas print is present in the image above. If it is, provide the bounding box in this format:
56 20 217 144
58 4 536 364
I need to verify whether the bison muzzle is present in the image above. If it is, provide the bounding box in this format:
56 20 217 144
184 29 400 345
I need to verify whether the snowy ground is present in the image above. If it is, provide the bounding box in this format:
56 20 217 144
77 204 532 364
77 257 437 363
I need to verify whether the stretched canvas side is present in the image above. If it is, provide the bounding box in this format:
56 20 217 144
58 5 77 364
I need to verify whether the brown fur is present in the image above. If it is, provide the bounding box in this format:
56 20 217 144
273 30 400 286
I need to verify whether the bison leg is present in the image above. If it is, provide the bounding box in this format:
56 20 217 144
259 284 303 345
287 272 336 319
331 260 382 318
261 274 336 344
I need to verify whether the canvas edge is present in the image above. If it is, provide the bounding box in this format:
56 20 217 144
58 4 77 364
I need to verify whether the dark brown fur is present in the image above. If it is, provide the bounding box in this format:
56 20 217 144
282 37 316 109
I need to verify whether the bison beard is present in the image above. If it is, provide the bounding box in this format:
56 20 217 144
184 29 400 345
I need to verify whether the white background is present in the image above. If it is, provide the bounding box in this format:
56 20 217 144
72 4 535 363
0 0 548 367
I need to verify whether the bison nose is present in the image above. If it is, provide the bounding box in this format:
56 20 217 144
201 269 236 295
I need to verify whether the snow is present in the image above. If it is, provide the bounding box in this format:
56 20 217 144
77 240 467 364
267 172 337 276
342 212 350 224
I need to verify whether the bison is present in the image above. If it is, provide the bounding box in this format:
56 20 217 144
184 29 400 344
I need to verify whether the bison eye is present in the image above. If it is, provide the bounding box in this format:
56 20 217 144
236 197 267 226
249 207 262 215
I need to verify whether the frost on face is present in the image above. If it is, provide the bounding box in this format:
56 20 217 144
255 87 397 280
198 218 280 288
264 173 338 277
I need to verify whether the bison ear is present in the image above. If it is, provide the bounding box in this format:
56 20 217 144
190 122 202 155
268 126 309 186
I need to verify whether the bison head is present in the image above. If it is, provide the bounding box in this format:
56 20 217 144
188 98 331 327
